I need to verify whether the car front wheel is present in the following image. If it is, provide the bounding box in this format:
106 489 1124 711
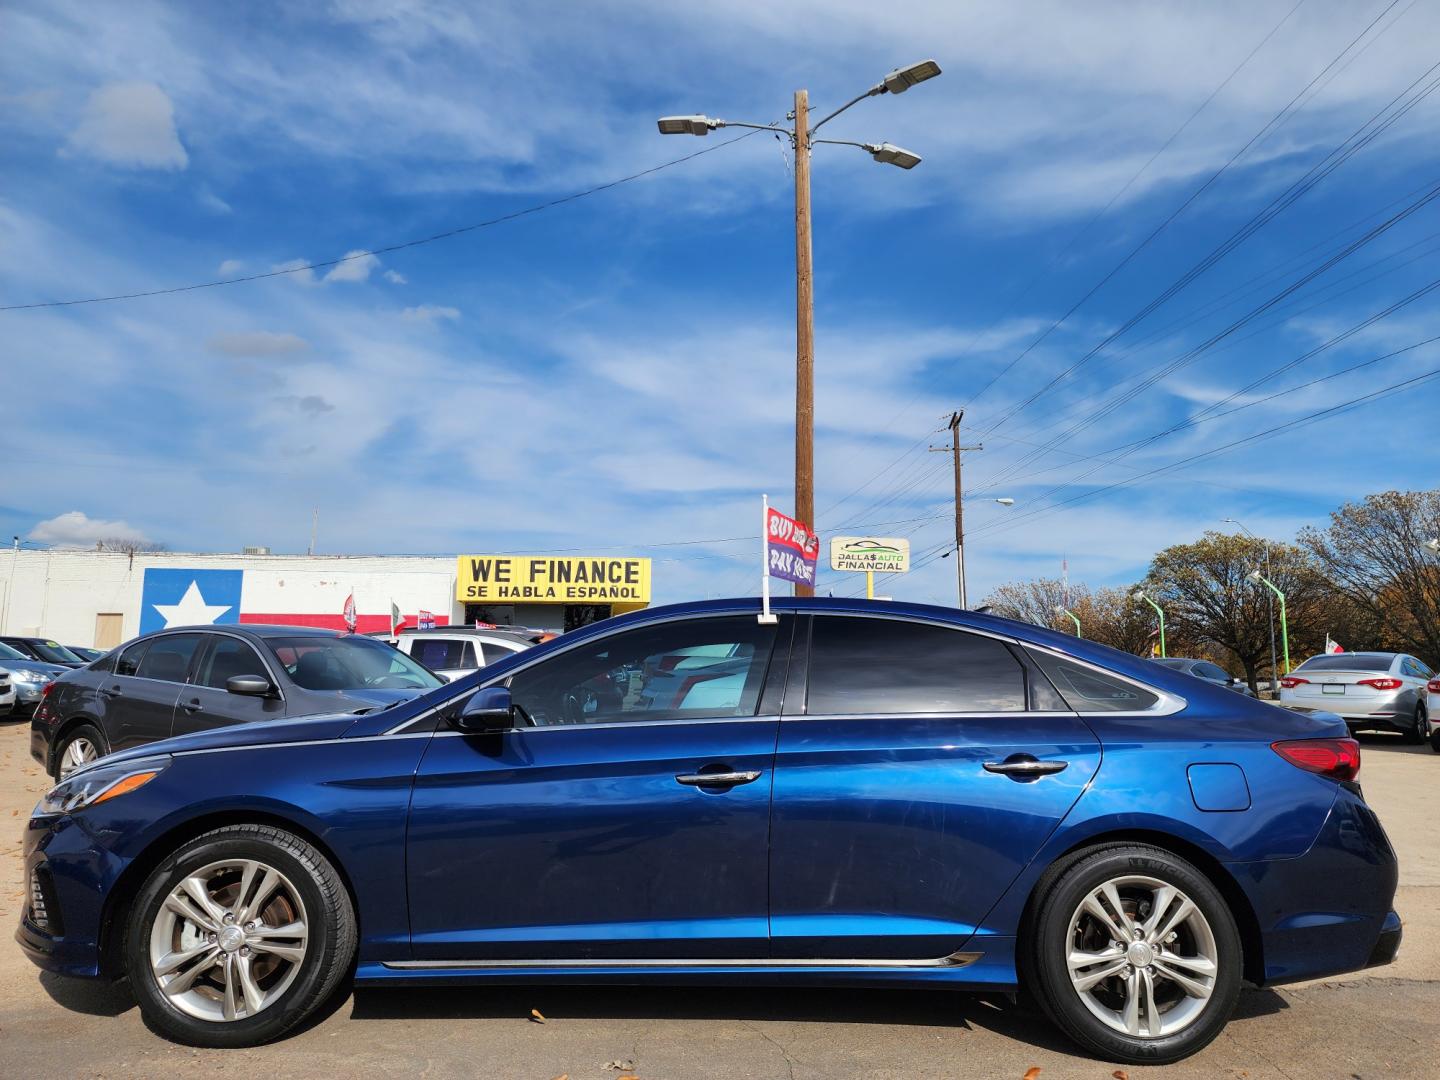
55 723 106 778
1027 844 1242 1065
125 824 356 1047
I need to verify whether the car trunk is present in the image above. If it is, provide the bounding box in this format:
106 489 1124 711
1287 669 1394 707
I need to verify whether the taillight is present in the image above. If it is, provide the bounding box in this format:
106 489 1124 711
1428 679 1440 694
1272 738 1361 782
1357 677 1402 691
40 681 56 698
1279 676 1308 689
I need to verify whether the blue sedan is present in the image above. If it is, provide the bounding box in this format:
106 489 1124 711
16 598 1399 1064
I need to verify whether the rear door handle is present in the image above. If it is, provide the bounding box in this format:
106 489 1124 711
100 685 122 699
675 770 762 787
983 758 1068 778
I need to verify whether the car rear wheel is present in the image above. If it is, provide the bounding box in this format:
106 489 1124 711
55 724 106 779
1027 844 1242 1065
1404 706 1427 745
124 824 355 1047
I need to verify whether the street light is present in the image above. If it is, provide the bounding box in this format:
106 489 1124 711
1225 517 1279 698
1132 588 1167 657
1054 605 1082 637
1247 569 1291 675
1426 537 1440 555
658 60 941 596
939 498 1015 609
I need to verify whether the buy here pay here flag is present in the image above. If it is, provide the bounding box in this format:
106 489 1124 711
766 506 820 588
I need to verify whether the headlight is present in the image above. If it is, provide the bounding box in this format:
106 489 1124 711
36 756 169 816
10 669 48 684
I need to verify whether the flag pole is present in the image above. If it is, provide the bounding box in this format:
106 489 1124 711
759 494 777 625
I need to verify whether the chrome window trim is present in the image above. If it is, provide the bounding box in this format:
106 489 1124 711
383 609 785 735
1023 642 1187 717
382 950 981 971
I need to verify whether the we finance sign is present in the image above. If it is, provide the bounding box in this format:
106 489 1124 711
457 556 652 603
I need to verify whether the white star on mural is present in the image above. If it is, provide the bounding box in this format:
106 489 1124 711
152 580 232 629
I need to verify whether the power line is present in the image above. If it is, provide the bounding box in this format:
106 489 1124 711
0 130 765 312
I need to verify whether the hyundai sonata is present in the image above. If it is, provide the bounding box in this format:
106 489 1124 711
17 599 1400 1064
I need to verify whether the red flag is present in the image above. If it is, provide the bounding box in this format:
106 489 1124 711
343 592 357 632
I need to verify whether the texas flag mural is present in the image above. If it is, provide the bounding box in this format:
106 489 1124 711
139 569 244 635
139 567 447 635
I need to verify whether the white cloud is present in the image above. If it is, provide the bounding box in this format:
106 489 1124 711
65 81 187 170
217 258 244 275
30 511 151 549
400 304 460 323
197 188 232 214
207 331 310 356
383 269 407 284
270 258 319 286
323 250 380 283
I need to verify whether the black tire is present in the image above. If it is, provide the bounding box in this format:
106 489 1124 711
1404 706 1426 745
1026 844 1243 1065
124 824 356 1047
53 722 107 779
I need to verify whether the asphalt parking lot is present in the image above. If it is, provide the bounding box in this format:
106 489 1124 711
2 721 1437 1080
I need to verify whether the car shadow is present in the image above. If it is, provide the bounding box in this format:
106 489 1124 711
39 970 136 1017
1354 732 1430 755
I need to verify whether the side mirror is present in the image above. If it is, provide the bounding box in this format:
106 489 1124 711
455 686 515 733
226 674 273 697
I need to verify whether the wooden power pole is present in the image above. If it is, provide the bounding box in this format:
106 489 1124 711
793 88 815 597
931 410 982 609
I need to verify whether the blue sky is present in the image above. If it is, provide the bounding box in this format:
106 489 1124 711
3 0 1439 606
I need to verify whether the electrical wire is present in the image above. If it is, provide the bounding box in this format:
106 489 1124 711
0 129 766 312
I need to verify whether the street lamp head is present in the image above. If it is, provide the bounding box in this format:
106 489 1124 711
1131 589 1147 602
1247 569 1264 583
882 59 942 94
995 497 1015 506
1053 605 1067 616
1426 537 1440 554
865 142 922 169
657 115 717 136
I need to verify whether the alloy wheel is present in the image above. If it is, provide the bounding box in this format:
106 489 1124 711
59 737 98 778
1064 874 1219 1039
148 858 309 1022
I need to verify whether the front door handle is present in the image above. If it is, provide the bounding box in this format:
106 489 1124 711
675 770 762 788
983 757 1069 778
100 685 122 699
181 698 202 713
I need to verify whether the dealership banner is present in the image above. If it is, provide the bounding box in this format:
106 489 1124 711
830 536 910 573
765 506 819 588
457 556 652 603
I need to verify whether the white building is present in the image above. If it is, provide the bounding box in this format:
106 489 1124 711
0 548 652 649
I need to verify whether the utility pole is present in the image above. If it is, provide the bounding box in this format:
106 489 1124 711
656 60 940 602
308 508 319 557
931 411 982 609
793 89 815 597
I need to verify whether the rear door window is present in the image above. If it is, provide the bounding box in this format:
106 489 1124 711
410 638 468 670
135 634 205 684
115 639 152 677
806 616 1027 715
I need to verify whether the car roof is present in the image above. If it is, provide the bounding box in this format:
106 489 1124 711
154 624 346 639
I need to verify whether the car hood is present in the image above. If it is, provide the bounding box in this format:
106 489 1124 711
0 659 69 678
82 711 365 773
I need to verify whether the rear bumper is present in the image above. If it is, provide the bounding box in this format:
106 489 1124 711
1230 789 1400 986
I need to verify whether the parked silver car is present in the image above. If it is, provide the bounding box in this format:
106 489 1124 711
1279 651 1433 742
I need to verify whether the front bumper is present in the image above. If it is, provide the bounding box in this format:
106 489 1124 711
15 812 130 979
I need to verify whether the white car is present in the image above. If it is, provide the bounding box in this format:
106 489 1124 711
1428 675 1440 752
0 668 15 718
382 627 536 682
1279 651 1434 742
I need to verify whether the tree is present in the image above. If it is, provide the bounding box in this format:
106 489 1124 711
982 578 1157 655
94 538 168 555
1300 490 1440 667
1144 532 1331 692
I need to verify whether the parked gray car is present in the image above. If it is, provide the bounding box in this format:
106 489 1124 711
1279 651 1433 742
0 640 69 716
1151 656 1256 696
30 624 445 778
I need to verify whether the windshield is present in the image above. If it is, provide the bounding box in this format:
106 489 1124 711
1295 654 1393 673
265 635 444 692
0 641 27 661
26 640 84 664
